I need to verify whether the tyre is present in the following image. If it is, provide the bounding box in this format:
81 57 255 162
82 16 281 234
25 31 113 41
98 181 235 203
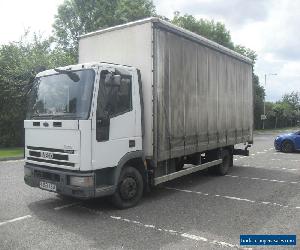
228 153 233 167
212 150 231 175
111 166 144 209
176 158 184 171
281 141 294 153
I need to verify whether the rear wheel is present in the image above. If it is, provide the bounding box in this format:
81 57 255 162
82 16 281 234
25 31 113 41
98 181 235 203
212 150 231 175
176 158 184 171
281 141 294 153
111 166 143 209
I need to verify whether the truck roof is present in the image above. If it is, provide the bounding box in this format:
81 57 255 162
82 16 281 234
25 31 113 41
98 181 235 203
79 17 252 65
36 62 136 78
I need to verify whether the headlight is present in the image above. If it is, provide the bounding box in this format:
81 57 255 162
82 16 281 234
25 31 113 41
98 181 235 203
69 176 94 187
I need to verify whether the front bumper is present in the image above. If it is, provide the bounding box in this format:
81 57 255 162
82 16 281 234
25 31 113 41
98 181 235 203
24 163 95 199
274 140 281 150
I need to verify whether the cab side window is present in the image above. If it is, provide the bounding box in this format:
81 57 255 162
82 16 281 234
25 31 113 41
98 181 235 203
96 71 132 142
108 76 132 117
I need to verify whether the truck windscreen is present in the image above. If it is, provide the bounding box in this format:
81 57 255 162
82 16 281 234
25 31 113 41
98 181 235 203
27 69 95 120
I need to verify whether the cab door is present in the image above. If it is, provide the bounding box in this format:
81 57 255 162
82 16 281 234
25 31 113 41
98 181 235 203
92 67 142 169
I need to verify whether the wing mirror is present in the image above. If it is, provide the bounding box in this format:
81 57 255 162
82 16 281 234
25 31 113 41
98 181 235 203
105 73 121 87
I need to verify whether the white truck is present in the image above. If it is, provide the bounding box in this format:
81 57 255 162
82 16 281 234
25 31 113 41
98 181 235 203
24 18 253 208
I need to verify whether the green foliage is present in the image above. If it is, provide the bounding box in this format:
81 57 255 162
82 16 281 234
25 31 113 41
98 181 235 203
264 92 300 129
234 45 257 63
172 12 234 49
253 74 265 129
53 0 156 58
282 91 300 110
0 33 75 147
115 0 155 22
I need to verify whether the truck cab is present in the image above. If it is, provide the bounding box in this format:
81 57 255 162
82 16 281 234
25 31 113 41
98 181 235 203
24 62 146 208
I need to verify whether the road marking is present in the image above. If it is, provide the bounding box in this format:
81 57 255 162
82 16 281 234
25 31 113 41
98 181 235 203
109 215 249 249
0 215 32 227
165 187 300 210
54 202 81 210
271 158 300 162
236 165 298 172
225 174 299 185
79 206 250 249
268 166 298 171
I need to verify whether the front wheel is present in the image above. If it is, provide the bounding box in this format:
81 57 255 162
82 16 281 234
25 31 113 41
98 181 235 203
281 141 294 153
111 166 144 209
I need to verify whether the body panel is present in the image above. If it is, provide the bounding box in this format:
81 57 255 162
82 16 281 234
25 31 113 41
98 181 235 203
79 22 153 158
274 132 300 151
79 120 92 171
154 27 253 162
24 120 80 170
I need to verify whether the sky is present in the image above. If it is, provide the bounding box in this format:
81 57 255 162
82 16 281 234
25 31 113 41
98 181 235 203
0 0 299 102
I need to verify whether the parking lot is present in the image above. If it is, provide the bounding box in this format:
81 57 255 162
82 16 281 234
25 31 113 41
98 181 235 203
0 129 299 250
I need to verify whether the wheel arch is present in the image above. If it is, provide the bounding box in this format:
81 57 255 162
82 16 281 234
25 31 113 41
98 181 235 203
281 139 295 149
114 151 147 190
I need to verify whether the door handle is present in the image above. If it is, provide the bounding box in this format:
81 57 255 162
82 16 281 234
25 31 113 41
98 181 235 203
129 140 135 148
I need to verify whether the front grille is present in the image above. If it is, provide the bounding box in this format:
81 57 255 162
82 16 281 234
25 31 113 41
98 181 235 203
27 146 74 154
274 141 280 149
29 151 68 161
27 157 75 167
27 146 76 167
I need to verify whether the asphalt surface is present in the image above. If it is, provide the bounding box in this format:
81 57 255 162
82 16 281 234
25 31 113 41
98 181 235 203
0 129 299 250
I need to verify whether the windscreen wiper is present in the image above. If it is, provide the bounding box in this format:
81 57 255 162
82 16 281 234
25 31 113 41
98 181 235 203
31 114 53 119
54 68 80 82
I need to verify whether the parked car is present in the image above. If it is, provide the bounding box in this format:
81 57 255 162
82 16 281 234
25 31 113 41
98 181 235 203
274 131 300 153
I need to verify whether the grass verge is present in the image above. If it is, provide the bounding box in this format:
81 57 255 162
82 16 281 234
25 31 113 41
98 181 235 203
0 147 24 159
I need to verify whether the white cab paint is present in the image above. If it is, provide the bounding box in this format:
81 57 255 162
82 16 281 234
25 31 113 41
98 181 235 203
91 66 142 169
25 63 142 172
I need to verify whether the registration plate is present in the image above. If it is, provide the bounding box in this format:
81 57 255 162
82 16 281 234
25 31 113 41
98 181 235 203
40 181 56 192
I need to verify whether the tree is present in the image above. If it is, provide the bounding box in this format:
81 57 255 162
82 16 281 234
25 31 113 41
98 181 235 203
266 92 300 129
172 12 234 49
272 102 285 129
282 91 300 110
0 33 75 147
253 74 265 129
53 0 156 59
234 45 257 63
281 91 300 126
